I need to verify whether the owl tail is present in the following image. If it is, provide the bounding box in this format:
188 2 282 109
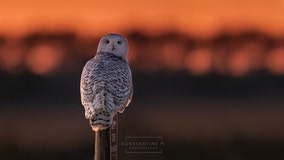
89 109 113 131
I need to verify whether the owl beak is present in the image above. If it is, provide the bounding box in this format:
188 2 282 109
111 45 115 51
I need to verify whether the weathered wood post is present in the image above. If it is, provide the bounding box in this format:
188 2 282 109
94 114 118 160
110 115 118 160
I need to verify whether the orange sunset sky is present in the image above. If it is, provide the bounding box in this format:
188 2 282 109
1 0 284 38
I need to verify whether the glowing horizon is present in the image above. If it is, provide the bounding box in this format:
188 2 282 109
1 0 284 37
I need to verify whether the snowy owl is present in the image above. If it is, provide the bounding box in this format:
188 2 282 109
80 33 133 131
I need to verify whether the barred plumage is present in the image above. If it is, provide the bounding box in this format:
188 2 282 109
80 34 133 131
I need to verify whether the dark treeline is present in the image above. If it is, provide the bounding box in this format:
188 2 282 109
0 31 284 103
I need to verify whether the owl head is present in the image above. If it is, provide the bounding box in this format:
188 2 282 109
97 33 129 60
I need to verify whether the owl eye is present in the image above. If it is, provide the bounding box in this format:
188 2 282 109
105 40 110 44
117 41 122 45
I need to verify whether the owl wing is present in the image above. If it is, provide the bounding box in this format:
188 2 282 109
105 61 133 113
80 59 98 119
125 67 133 107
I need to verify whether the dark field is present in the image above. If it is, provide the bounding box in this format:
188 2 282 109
1 98 284 160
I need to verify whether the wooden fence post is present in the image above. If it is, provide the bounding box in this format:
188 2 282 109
110 115 118 160
94 114 118 160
